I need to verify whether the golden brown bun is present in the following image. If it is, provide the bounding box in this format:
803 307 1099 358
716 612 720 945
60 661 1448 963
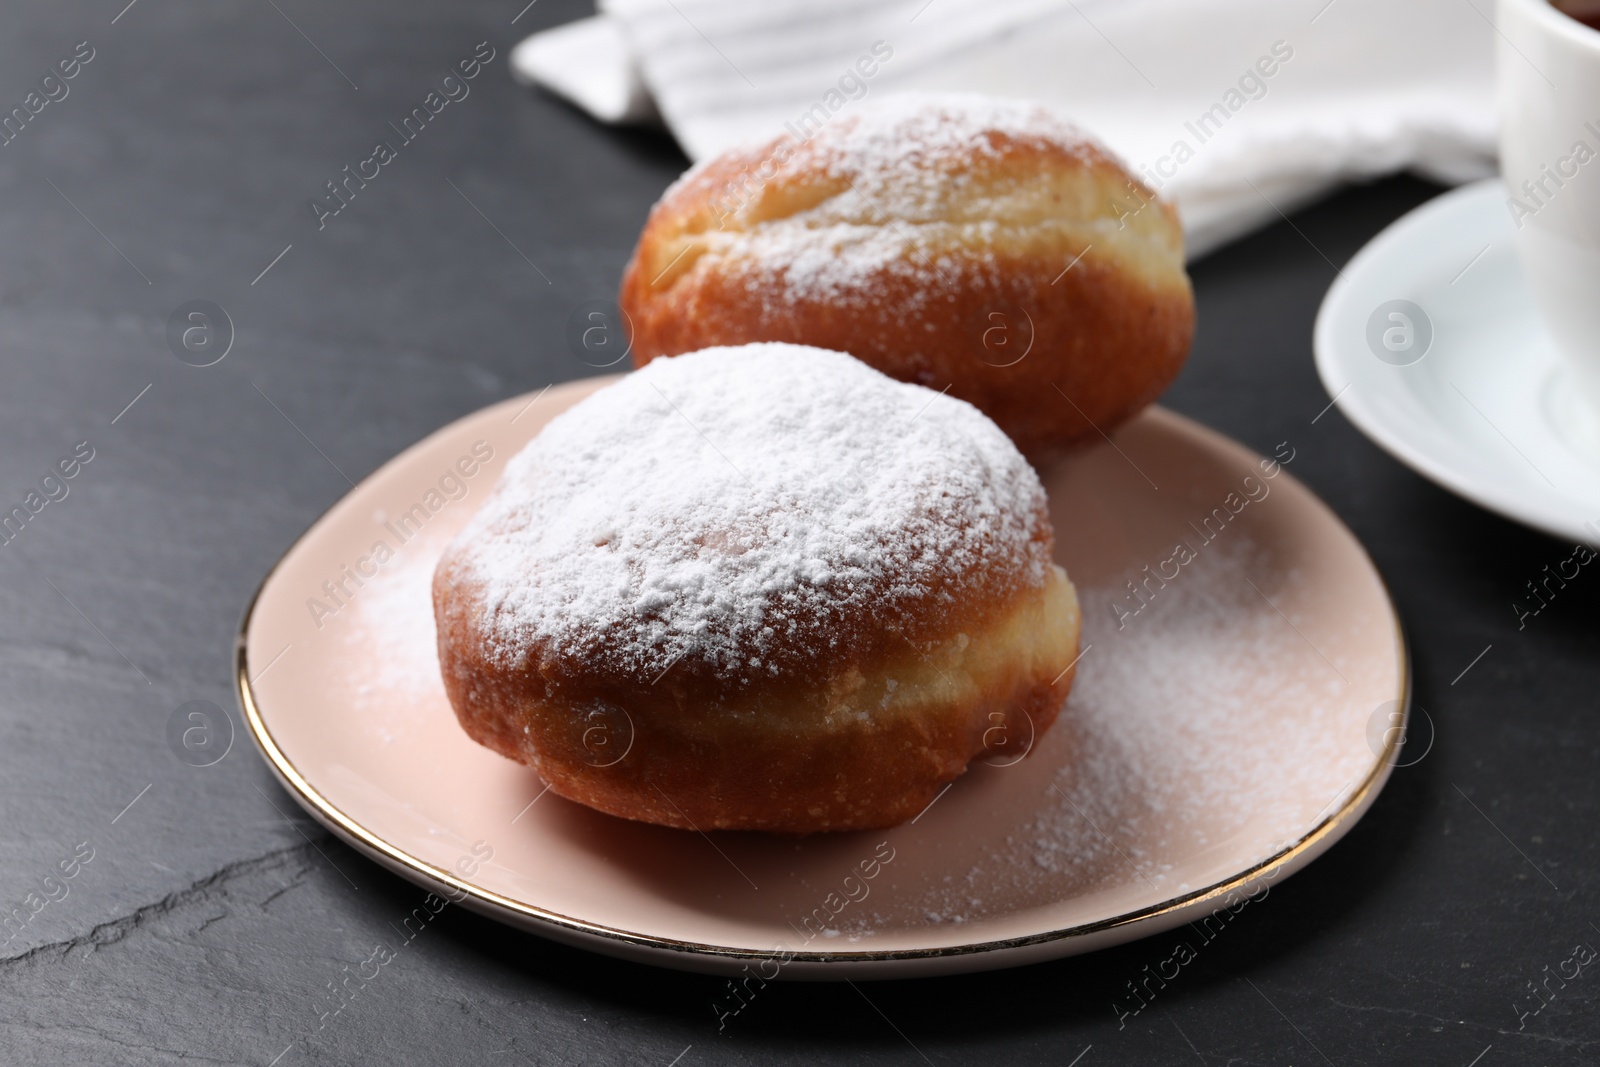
432 345 1082 833
619 93 1195 457
436 561 1080 833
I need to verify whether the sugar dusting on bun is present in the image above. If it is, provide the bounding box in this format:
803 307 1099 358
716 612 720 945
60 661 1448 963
446 343 1052 685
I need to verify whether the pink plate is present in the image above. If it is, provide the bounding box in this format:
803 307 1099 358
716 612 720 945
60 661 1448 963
236 378 1408 979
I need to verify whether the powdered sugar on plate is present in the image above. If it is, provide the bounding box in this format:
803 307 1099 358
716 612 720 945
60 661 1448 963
444 344 1052 682
837 537 1376 932
343 525 453 739
1036 541 1367 874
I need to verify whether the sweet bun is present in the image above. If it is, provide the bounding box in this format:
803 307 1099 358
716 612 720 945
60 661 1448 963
433 343 1081 833
619 92 1195 457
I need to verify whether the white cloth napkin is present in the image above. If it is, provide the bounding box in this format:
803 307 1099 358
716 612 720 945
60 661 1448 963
514 0 1497 258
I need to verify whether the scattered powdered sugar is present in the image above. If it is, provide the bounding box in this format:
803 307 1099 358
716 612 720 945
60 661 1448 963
344 524 454 737
821 538 1377 933
1034 541 1367 873
447 344 1051 682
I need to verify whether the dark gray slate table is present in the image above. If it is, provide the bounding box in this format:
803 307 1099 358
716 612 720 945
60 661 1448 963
0 1 1594 1064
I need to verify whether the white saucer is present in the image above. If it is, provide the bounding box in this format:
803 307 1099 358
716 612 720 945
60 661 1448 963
1314 179 1600 544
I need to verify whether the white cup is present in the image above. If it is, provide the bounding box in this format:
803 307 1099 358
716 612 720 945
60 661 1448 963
1498 0 1600 415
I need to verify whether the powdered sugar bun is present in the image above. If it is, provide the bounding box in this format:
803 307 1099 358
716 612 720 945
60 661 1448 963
433 344 1081 832
620 92 1194 456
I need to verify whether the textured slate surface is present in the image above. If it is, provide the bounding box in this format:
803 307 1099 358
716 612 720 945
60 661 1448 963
0 2 1594 1064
